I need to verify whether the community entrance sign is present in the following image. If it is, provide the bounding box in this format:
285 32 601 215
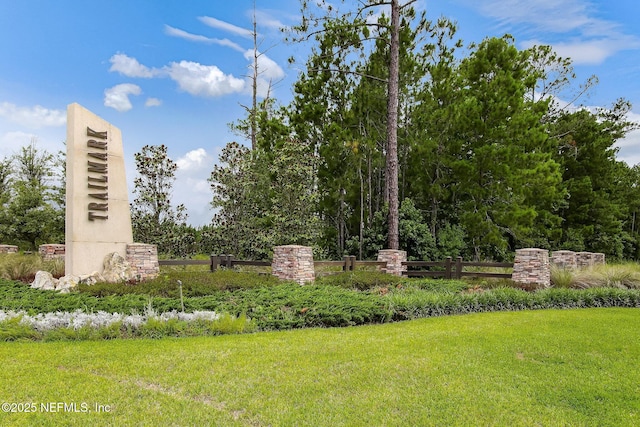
65 103 133 276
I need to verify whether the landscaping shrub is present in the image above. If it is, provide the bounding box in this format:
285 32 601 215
0 254 64 282
316 271 404 290
77 270 284 297
2 269 640 342
0 308 255 341
386 286 640 320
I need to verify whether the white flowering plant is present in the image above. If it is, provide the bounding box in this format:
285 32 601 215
0 309 254 341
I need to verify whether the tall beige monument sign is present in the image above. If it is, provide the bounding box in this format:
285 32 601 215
65 103 133 276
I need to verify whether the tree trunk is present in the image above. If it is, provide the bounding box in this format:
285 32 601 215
250 4 258 151
386 0 400 250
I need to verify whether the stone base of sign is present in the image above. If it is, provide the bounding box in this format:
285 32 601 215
377 249 407 276
39 244 66 261
0 245 18 254
512 248 550 288
272 245 315 285
126 243 159 281
551 250 577 270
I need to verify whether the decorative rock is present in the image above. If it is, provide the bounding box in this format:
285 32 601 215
272 245 315 285
30 270 104 294
56 275 79 294
31 271 57 291
79 272 104 285
101 252 135 283
512 248 550 288
377 249 407 277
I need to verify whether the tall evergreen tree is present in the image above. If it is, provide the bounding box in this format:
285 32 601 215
452 36 563 259
551 100 638 258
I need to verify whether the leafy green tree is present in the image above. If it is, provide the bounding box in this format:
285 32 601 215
0 141 63 249
346 199 436 261
209 142 270 259
450 36 563 259
405 17 463 237
289 1 430 257
209 138 320 259
0 158 12 199
550 100 639 258
0 181 62 249
13 139 54 186
290 0 430 250
131 144 189 256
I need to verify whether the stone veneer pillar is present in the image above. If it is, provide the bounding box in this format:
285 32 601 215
39 244 66 261
271 245 315 285
551 250 577 270
0 245 18 254
377 249 407 277
576 252 595 268
593 253 605 265
126 243 159 281
512 248 550 288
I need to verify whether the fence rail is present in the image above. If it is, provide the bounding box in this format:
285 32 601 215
158 255 385 273
158 254 513 280
402 256 513 280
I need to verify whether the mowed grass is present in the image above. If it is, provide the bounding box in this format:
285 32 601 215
0 308 638 426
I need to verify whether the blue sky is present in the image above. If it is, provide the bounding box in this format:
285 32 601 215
1 0 639 226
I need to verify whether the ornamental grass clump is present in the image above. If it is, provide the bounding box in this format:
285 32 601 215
551 263 640 290
0 253 64 282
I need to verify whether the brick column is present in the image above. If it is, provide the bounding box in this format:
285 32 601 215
551 250 577 270
512 248 550 288
126 243 159 281
576 252 595 268
377 249 407 277
272 245 315 285
593 253 606 265
0 245 18 254
39 244 66 261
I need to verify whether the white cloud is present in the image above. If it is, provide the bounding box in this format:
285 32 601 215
174 148 216 226
164 61 245 97
252 10 285 31
176 148 210 171
0 131 66 162
243 49 286 97
104 84 142 112
145 97 162 107
198 16 253 38
470 0 640 65
164 25 245 52
0 131 36 158
109 53 156 78
0 102 65 128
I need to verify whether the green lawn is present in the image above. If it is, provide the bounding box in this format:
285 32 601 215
0 308 638 426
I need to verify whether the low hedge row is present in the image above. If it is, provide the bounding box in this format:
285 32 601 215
2 277 639 339
388 286 640 320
